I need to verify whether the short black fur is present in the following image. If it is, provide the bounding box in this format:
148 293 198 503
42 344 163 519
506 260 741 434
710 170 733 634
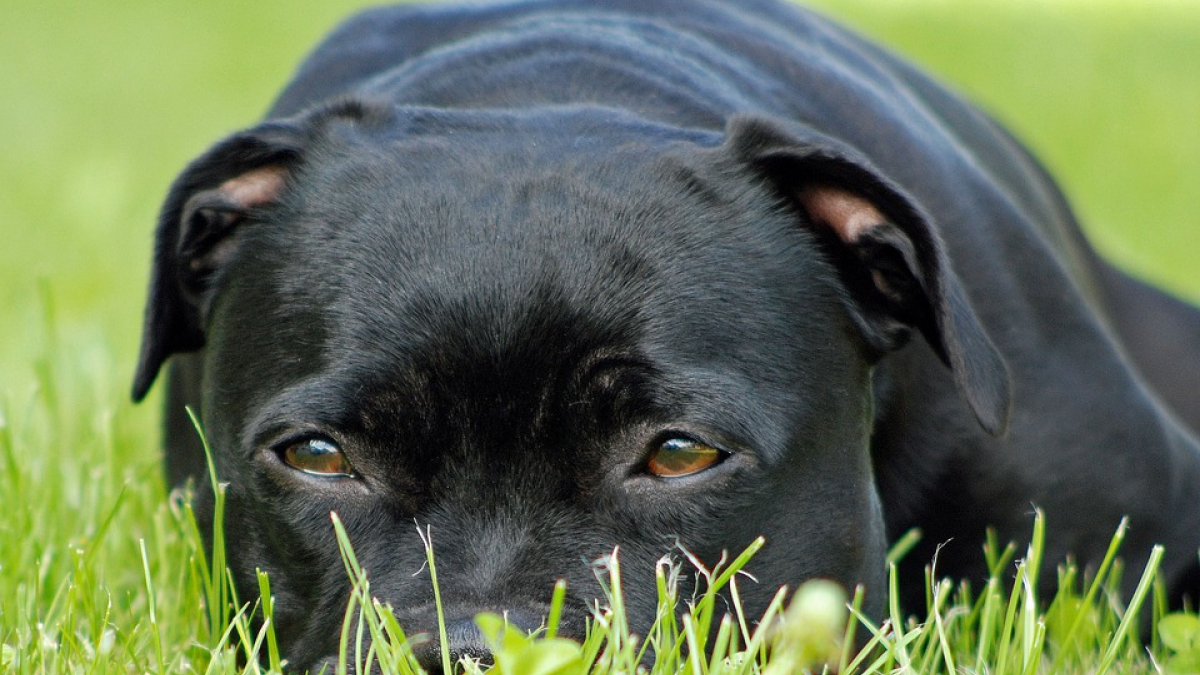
134 1 1200 670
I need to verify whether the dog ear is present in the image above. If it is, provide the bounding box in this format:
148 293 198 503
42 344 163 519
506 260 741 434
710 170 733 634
131 122 304 402
727 117 1011 435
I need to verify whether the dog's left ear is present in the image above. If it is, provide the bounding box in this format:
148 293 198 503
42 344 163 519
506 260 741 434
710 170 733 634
131 121 304 402
727 117 1011 435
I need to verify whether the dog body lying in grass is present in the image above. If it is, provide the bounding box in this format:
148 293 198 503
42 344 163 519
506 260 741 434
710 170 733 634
132 0 1200 669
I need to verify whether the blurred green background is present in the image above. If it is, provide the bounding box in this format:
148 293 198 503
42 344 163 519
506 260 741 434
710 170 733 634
2 0 1198 438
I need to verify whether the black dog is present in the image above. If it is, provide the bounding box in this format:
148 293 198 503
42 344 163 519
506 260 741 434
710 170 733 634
133 0 1200 669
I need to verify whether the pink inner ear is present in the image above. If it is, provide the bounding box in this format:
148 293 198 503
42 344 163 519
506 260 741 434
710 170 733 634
218 165 288 208
798 185 887 243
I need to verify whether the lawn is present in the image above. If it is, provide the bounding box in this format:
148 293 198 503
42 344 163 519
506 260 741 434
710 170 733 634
1 0 1198 673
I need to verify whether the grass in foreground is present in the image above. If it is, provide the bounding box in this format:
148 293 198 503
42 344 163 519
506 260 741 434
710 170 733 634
4 341 1200 675
321 512 1182 675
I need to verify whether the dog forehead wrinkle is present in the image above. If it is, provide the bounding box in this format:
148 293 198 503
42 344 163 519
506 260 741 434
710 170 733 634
278 121 735 301
321 284 647 462
300 160 695 359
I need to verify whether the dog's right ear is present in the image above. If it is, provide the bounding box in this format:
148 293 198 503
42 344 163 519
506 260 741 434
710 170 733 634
131 122 304 402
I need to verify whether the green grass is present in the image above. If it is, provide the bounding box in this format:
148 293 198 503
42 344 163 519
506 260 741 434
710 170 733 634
2 0 1199 673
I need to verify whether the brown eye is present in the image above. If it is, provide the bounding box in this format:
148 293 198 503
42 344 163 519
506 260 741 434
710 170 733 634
646 437 725 478
282 438 354 477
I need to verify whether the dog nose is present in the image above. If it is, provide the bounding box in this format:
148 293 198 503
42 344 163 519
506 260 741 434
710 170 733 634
413 612 542 672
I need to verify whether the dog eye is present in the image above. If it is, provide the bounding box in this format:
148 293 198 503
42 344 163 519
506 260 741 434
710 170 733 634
282 438 355 477
646 437 725 478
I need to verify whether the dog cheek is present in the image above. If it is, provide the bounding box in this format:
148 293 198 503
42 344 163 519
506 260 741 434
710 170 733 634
757 476 888 612
218 482 351 650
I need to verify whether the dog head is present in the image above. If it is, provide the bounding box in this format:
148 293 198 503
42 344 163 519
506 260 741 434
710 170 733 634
134 100 1008 669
